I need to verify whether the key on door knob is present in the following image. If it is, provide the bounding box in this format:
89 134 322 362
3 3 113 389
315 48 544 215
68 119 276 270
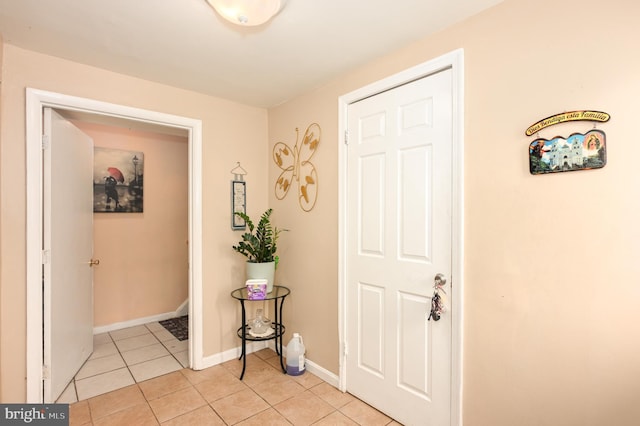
434 273 446 287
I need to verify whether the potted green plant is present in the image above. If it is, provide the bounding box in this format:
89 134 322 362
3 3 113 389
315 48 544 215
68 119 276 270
233 208 285 292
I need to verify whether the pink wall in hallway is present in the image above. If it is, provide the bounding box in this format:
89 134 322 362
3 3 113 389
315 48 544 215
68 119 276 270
74 121 189 327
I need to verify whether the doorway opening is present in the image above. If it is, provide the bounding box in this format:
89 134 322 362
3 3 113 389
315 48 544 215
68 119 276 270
61 115 190 401
25 89 204 403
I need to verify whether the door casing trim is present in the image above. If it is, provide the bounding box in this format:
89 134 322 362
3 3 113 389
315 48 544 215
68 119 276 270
25 89 204 402
337 49 465 426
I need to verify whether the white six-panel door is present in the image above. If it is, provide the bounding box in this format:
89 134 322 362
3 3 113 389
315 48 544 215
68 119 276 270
43 108 95 402
345 68 453 425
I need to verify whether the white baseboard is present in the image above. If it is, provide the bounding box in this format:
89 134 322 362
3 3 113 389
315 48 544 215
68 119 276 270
93 311 178 335
266 341 339 387
175 299 189 317
93 299 189 335
199 341 269 368
198 341 339 388
304 358 340 387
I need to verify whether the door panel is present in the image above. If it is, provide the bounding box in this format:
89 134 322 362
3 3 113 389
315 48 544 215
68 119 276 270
399 145 432 261
398 291 431 396
359 155 385 255
358 283 384 376
43 108 94 402
346 68 452 425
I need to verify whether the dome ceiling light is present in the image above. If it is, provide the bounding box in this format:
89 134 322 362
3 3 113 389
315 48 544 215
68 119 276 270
206 0 284 26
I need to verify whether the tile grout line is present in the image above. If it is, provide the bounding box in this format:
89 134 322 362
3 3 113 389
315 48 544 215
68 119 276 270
79 324 175 423
123 325 149 384
126 323 172 384
178 356 287 425
110 325 137 387
154 321 186 368
152 322 190 372
74 323 162 399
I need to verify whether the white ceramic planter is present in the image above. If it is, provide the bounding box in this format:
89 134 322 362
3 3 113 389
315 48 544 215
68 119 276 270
246 261 275 293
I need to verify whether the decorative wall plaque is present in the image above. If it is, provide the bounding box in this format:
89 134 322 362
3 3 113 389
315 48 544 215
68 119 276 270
273 123 321 212
529 130 606 175
526 111 610 175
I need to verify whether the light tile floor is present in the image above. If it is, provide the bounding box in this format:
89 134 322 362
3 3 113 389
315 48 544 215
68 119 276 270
58 322 189 403
67 332 402 425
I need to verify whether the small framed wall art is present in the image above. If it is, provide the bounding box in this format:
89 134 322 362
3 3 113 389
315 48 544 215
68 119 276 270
93 147 144 212
529 130 607 175
231 180 247 230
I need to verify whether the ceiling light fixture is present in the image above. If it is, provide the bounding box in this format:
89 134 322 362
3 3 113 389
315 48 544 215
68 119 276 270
206 0 284 27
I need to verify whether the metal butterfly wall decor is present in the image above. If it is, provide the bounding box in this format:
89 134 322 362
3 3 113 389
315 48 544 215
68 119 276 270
272 123 321 212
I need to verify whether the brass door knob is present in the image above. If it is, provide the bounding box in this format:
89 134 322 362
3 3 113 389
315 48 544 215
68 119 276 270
88 259 100 267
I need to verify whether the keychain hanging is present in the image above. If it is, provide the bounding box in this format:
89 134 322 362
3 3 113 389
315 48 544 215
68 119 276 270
428 274 447 322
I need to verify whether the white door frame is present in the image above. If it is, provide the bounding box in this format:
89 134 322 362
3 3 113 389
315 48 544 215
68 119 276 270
25 89 204 402
338 49 465 425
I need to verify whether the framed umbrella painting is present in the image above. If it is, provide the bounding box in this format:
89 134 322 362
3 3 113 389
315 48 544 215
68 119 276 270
93 147 144 212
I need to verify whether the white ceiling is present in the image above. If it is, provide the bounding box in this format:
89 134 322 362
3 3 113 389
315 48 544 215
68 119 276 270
0 0 502 108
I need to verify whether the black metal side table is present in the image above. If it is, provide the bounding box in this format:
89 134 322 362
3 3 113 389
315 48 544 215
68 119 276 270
231 285 290 380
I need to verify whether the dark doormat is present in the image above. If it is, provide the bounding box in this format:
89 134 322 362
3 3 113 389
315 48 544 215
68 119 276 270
159 315 188 341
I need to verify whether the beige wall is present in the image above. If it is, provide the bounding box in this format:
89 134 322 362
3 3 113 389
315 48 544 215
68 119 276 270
2 0 640 423
74 121 189 326
0 44 269 401
269 0 640 424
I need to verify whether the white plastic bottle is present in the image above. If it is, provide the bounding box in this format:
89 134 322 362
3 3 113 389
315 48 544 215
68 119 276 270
285 333 306 376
